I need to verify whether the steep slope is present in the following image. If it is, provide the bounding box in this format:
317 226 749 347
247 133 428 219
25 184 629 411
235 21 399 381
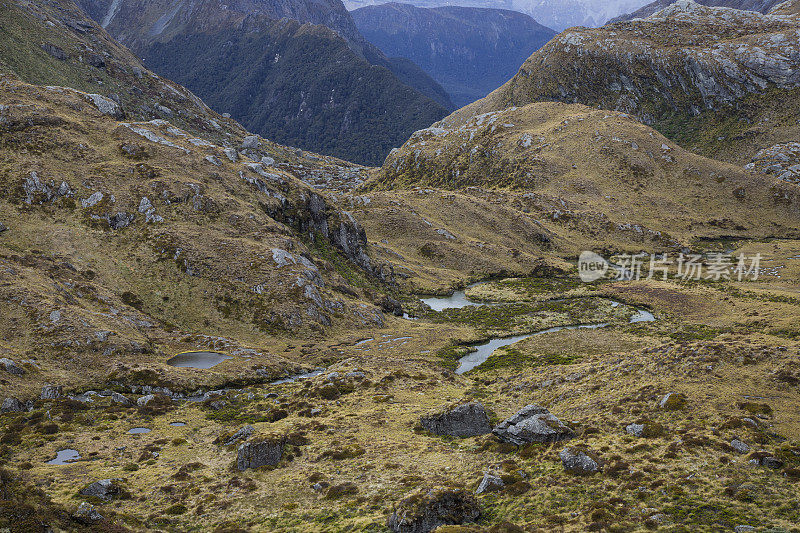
0 74 394 397
72 0 452 164
141 16 448 165
452 0 800 164
0 0 242 142
351 2 556 107
609 0 783 22
371 103 800 247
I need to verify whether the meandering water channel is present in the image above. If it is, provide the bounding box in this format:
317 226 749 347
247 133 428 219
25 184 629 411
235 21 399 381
417 283 656 374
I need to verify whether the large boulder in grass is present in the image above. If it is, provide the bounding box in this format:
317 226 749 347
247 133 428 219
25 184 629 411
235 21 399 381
236 435 285 471
492 404 574 445
419 401 491 438
79 479 124 501
387 487 480 533
559 446 603 475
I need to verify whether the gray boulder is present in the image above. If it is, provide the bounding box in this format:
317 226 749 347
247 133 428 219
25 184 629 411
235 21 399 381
79 479 123 501
1 397 25 413
241 135 260 150
111 392 133 406
74 502 103 523
730 438 750 454
236 436 284 470
109 212 134 230
492 404 574 445
387 487 480 533
475 472 504 494
41 384 62 400
420 401 491 438
224 425 255 446
0 358 24 375
0 222 6 233
136 394 154 407
559 447 603 475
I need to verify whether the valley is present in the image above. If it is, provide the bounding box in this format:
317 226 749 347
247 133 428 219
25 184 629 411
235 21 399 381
1 0 800 531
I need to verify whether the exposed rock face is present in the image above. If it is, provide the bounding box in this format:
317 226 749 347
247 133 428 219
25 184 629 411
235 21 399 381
79 479 123 501
111 392 133 406
458 0 800 126
559 447 603 475
492 404 574 445
386 487 481 533
420 401 492 437
659 392 687 410
611 0 784 23
74 502 103 523
475 472 505 494
625 420 666 437
224 425 255 446
1 398 25 413
747 142 800 184
236 436 285 470
40 384 63 400
731 438 751 454
0 358 24 375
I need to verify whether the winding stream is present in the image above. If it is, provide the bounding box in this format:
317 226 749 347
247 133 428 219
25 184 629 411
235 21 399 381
418 285 656 374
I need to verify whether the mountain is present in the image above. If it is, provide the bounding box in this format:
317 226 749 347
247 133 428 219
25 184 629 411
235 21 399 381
451 0 800 165
371 102 800 247
609 0 784 22
73 0 453 164
351 2 556 107
344 0 653 30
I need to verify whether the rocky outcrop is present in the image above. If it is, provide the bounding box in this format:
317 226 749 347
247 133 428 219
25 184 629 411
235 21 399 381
0 358 24 375
79 479 124 501
475 472 505 494
236 435 285 470
387 487 481 533
419 401 492 438
746 142 800 184
492 404 574 445
559 447 604 475
40 384 63 400
1 398 25 413
73 502 104 523
458 0 800 126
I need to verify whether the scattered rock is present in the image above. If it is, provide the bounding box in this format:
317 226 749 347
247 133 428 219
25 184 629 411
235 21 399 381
224 425 254 446
79 479 123 501
111 392 133 406
224 148 238 162
85 94 123 119
236 435 284 470
1 397 25 413
730 439 750 454
41 43 67 60
241 135 260 150
420 401 492 438
659 392 687 411
0 222 6 233
625 420 665 438
0 358 24 375
475 472 504 494
492 404 574 445
136 394 155 407
387 487 481 533
73 502 103 523
734 526 756 533
41 384 62 400
559 447 603 475
109 212 134 230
